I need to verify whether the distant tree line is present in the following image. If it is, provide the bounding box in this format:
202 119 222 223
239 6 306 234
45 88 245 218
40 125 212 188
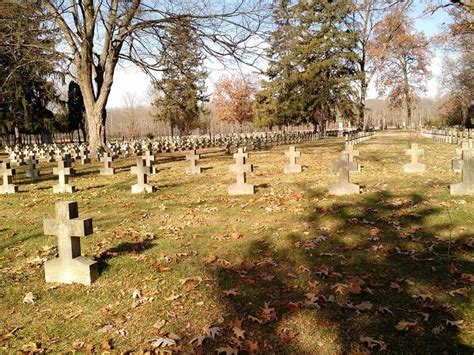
0 0 471 146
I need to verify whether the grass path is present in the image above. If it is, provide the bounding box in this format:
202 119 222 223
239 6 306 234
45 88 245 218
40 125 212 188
0 131 473 353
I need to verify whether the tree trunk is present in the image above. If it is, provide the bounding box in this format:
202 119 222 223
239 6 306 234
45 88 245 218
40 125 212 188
86 107 107 155
358 66 367 126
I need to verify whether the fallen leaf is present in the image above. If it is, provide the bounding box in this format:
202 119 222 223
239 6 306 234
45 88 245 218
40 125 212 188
189 335 207 346
448 287 468 297
153 319 166 330
360 336 387 351
203 254 217 264
395 320 417 331
21 342 42 352
101 339 113 351
23 292 37 304
223 288 239 296
247 340 259 354
357 301 374 311
150 337 176 348
206 326 221 339
432 324 445 335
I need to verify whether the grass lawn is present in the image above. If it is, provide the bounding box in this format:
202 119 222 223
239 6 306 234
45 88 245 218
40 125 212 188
0 131 473 353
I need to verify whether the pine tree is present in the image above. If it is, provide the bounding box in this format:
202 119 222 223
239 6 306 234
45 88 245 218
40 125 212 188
152 19 208 136
0 2 60 143
255 0 358 131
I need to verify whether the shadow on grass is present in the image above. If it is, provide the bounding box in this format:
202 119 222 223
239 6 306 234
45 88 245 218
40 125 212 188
205 189 473 353
96 240 155 274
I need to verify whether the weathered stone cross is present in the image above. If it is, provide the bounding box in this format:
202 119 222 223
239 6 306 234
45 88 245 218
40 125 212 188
342 144 361 172
186 150 202 175
26 155 40 178
99 152 115 175
131 157 155 193
80 147 91 164
53 154 75 193
43 201 98 285
450 150 474 196
228 148 254 195
0 161 18 194
143 150 157 174
404 143 425 173
284 146 302 174
329 153 361 195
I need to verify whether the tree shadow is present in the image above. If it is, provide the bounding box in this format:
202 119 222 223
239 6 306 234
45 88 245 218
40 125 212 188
95 239 155 274
206 189 473 353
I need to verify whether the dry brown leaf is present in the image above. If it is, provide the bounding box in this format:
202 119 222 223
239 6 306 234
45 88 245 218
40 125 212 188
101 339 113 351
445 319 464 328
448 287 468 297
203 254 217 264
395 320 417 331
360 336 387 351
247 340 259 354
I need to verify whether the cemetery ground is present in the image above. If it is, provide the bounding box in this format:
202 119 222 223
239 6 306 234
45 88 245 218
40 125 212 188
1 132 473 354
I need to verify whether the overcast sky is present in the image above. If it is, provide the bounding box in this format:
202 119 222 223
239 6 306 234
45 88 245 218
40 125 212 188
106 4 452 109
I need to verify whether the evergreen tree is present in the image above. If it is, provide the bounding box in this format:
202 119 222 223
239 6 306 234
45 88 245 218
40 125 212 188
67 81 86 141
152 19 208 136
255 0 358 131
0 2 60 143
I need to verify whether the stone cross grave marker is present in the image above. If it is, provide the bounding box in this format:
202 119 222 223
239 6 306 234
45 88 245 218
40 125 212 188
284 146 302 174
80 147 91 164
342 144 361 172
99 152 115 175
404 143 425 173
450 150 474 196
143 150 157 174
43 201 98 285
186 150 202 175
329 153 361 196
228 148 255 195
53 154 75 193
454 141 472 172
0 161 18 194
26 155 40 178
131 157 155 193
45 149 55 163
17 151 26 166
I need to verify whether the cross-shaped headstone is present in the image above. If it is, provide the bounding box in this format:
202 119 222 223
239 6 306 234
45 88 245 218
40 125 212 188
328 153 361 196
342 144 361 172
0 161 18 194
131 157 155 193
45 149 55 163
26 155 40 178
284 146 302 174
233 147 248 166
404 143 425 173
80 147 91 164
142 149 157 174
450 150 474 195
17 151 26 166
53 154 75 193
43 201 98 285
228 148 254 195
186 150 202 175
99 152 115 175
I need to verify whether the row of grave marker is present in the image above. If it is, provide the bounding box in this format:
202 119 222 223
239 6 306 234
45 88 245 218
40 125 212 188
30 135 474 287
2 135 473 197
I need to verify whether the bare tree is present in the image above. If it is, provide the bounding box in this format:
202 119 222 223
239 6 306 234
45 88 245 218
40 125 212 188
40 0 268 153
349 0 413 127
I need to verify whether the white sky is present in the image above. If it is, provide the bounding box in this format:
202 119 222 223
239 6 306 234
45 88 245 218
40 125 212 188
106 4 451 109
